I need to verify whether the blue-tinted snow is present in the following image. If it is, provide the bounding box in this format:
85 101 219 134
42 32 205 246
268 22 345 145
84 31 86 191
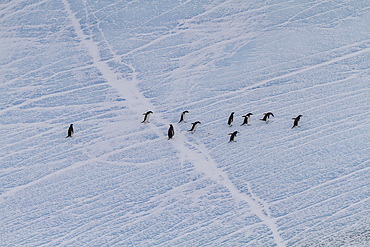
0 0 369 246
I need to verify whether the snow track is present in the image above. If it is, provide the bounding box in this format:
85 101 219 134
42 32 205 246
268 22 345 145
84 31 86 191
1 0 369 246
62 0 285 245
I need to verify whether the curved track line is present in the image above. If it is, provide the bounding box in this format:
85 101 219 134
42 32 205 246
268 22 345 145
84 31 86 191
166 44 370 113
60 0 286 245
286 197 370 245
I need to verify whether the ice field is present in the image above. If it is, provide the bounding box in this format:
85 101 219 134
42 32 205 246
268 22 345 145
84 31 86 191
1 0 369 246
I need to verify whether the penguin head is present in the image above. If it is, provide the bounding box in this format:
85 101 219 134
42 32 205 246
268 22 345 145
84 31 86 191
183 110 189 114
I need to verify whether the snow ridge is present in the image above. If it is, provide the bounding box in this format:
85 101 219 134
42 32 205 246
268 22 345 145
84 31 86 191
61 0 285 245
2 0 369 245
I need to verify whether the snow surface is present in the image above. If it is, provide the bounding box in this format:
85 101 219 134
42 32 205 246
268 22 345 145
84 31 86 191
1 0 369 246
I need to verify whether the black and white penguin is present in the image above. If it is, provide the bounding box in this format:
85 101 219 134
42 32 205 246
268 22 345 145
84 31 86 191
168 124 175 139
291 115 303 129
228 112 235 126
142 111 153 123
66 124 74 138
241 113 253 126
178 110 189 123
260 112 274 123
228 131 239 142
188 121 201 133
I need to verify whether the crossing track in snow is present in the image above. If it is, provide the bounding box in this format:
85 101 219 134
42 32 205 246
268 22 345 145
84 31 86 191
61 0 286 244
1 0 369 246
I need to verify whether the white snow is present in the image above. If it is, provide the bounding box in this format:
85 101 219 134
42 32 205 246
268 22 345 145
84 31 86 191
1 0 369 246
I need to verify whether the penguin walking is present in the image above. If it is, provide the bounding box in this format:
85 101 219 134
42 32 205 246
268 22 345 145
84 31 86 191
142 111 153 123
168 124 175 140
228 112 235 126
241 113 253 126
228 131 239 142
66 124 74 138
260 112 274 123
188 121 201 133
291 115 303 129
178 110 189 123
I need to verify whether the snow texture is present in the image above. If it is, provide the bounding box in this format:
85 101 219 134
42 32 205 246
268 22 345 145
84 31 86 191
1 0 369 246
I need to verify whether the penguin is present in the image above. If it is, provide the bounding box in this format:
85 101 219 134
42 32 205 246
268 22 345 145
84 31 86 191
228 131 239 142
188 121 201 133
168 124 175 140
66 124 74 138
291 115 302 129
241 113 253 126
260 112 274 123
178 110 189 123
228 112 235 126
142 111 153 123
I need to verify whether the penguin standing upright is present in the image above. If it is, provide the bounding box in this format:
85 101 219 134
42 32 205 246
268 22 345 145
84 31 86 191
241 113 253 126
142 111 153 123
178 111 189 123
66 124 74 138
188 121 201 133
228 131 239 142
291 115 303 129
228 112 235 126
260 112 274 123
168 124 175 139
